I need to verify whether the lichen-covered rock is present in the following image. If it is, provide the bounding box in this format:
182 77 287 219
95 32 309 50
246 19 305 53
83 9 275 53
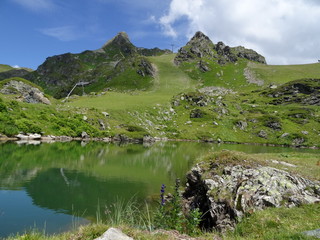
0 79 51 104
183 160 320 232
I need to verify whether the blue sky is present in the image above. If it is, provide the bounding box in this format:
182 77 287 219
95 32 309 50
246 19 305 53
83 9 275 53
1 0 320 69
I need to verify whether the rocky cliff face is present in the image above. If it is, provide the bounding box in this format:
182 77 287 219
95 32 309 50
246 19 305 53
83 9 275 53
24 32 162 98
175 31 266 67
183 151 320 232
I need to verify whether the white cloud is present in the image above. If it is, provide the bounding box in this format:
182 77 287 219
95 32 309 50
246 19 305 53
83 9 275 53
39 26 80 41
159 0 320 64
11 0 55 11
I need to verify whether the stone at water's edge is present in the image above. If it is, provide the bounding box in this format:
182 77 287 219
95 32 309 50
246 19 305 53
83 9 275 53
94 228 133 240
183 163 320 232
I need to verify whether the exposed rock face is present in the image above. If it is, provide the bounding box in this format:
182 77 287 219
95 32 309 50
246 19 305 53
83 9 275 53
174 31 266 67
265 78 320 105
174 31 215 65
183 159 320 232
0 79 51 104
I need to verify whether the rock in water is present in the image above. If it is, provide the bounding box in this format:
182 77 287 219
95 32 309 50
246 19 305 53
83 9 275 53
183 159 320 232
94 228 133 240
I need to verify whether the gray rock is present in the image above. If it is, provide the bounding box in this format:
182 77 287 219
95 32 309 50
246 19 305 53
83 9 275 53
94 228 133 240
292 137 305 146
16 133 41 140
98 119 106 130
236 121 248 130
281 133 290 138
0 80 51 105
302 229 320 238
81 131 89 139
183 163 320 232
102 112 110 117
258 130 268 138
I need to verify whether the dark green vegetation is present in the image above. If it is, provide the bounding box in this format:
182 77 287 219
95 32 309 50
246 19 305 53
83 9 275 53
0 31 320 147
0 94 106 137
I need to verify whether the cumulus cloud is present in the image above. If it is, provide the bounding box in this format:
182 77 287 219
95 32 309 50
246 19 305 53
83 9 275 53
159 0 320 64
39 26 80 41
11 0 55 11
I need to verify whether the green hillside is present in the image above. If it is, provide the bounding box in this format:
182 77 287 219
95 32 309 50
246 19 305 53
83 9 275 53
247 62 320 85
0 64 13 72
68 54 194 110
1 31 319 147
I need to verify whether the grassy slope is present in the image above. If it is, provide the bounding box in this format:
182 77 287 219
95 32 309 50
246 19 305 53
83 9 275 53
0 64 13 72
68 54 194 110
247 62 320 85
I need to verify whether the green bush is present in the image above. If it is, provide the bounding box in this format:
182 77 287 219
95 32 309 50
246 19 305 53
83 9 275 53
154 179 202 235
15 119 42 133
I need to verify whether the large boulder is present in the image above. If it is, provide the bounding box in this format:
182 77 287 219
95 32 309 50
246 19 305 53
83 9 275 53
0 78 51 104
183 152 320 232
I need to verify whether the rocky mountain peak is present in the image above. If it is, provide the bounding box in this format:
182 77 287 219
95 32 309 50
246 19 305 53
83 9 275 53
188 31 213 46
100 31 137 57
175 31 266 66
102 32 131 48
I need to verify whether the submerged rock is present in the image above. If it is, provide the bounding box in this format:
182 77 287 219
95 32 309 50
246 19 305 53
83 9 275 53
183 157 320 232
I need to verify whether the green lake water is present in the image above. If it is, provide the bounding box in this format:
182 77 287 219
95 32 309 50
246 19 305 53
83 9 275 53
0 141 319 237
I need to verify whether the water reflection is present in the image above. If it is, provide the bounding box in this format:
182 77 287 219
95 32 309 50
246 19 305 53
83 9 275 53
0 141 319 237
0 141 209 237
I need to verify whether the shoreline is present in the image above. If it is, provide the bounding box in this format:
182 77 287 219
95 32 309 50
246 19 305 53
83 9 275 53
0 134 319 150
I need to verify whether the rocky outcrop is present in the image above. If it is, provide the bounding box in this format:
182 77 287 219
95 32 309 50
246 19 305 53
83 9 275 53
0 79 51 104
175 31 215 65
183 153 320 232
136 58 155 77
265 78 320 105
174 31 266 67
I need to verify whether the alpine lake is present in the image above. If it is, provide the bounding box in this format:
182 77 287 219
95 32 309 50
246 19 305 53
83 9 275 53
0 140 319 238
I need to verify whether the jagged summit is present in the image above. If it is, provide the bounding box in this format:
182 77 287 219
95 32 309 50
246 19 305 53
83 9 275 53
175 31 266 66
188 31 213 46
99 31 137 57
102 32 132 49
